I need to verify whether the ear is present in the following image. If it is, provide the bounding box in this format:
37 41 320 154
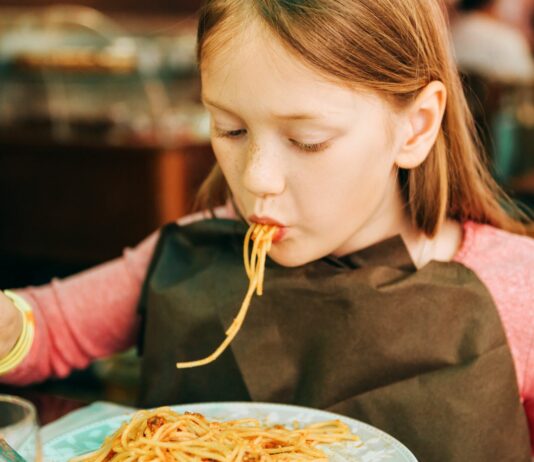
395 81 447 169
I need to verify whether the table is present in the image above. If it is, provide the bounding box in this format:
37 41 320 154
0 386 86 426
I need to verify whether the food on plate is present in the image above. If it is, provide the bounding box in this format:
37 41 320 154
70 407 360 462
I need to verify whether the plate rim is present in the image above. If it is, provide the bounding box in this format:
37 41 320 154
43 401 418 461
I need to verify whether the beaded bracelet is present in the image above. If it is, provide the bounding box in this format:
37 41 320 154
0 290 35 375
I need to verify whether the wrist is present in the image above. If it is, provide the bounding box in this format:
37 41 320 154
0 304 22 358
0 291 35 375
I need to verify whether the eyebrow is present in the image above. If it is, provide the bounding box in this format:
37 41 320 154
202 95 323 121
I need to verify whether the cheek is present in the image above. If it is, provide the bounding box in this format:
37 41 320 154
211 140 242 187
302 141 393 205
293 140 397 239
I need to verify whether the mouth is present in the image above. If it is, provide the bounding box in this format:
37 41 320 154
248 215 287 243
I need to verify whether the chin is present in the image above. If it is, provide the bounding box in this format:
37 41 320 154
267 243 318 268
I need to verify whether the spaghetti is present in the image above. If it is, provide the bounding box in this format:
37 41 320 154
176 223 277 369
70 407 360 462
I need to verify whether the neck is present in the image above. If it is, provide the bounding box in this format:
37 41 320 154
399 213 463 269
333 179 462 268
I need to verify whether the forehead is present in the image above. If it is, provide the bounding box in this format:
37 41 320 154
200 22 387 119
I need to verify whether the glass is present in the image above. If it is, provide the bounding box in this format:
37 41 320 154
0 395 41 461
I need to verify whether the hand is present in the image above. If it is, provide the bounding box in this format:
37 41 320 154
0 291 23 359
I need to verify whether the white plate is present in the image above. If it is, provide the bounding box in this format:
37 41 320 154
33 402 418 461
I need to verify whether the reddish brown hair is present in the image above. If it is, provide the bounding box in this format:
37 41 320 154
195 0 529 236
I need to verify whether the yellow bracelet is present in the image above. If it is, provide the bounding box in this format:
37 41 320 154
0 290 35 375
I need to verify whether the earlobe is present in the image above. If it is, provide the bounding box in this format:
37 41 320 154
395 81 447 169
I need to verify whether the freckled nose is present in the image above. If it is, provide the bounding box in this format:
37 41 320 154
242 141 285 198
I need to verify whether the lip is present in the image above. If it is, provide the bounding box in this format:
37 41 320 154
248 215 285 227
248 215 287 243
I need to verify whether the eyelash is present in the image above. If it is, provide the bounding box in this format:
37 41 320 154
213 128 329 153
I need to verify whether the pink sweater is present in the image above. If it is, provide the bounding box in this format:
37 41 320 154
2 209 534 445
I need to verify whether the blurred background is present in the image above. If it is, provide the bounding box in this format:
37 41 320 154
0 0 532 409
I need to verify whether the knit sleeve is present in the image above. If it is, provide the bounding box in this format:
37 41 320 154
0 205 236 385
0 230 159 385
454 222 534 448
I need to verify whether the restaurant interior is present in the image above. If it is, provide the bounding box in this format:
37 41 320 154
0 0 532 427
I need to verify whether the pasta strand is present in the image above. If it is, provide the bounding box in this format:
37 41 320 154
176 223 277 369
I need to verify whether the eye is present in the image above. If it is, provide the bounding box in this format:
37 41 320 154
214 127 247 138
291 140 329 153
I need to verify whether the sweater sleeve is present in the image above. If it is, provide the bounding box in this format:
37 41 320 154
0 230 159 385
454 222 534 450
0 205 237 386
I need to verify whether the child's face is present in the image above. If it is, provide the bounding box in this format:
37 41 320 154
201 25 409 267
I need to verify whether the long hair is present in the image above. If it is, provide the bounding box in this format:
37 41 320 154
195 0 529 236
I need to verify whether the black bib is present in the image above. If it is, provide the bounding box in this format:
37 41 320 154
138 219 531 461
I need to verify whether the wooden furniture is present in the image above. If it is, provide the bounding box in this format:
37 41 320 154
0 132 215 286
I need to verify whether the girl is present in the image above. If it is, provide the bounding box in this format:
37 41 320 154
1 0 533 460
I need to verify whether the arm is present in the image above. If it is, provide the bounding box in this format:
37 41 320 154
0 204 236 385
521 273 534 451
455 222 534 450
0 230 159 385
0 292 23 361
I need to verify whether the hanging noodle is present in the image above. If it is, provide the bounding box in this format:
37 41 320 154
176 223 277 369
69 225 362 461
70 407 360 462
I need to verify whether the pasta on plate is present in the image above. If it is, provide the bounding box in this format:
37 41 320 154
69 407 360 462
